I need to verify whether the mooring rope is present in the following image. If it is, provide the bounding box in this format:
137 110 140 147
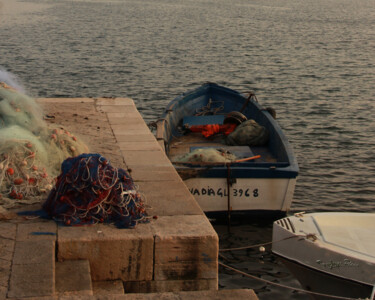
219 234 309 252
218 233 372 300
219 262 368 300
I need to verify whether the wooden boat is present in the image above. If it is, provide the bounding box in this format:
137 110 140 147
272 212 375 299
155 83 299 218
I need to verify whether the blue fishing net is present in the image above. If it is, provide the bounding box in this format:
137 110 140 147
43 153 148 228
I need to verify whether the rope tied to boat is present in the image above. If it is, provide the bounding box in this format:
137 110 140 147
219 233 309 252
219 233 374 299
219 262 369 300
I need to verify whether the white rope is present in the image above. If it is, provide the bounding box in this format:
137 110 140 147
219 234 310 252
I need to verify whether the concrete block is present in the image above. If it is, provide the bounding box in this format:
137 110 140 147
55 260 93 296
13 240 55 265
129 165 179 182
116 133 157 143
92 280 124 295
112 116 148 127
97 105 136 113
8 239 55 298
0 285 7 300
16 222 57 242
109 116 146 126
96 98 135 106
0 233 15 262
37 98 94 103
124 278 218 293
0 222 17 240
106 111 143 120
178 289 258 300
8 263 54 298
113 292 180 300
121 150 172 167
136 181 203 217
0 225 14 295
118 141 162 152
0 259 11 286
152 215 218 281
8 297 57 300
115 127 154 136
57 223 154 282
154 260 217 281
112 124 151 136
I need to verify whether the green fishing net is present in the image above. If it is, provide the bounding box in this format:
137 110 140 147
0 82 89 209
174 148 237 163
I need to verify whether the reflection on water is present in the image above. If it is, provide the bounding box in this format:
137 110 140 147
0 0 53 26
214 221 310 300
1 0 375 298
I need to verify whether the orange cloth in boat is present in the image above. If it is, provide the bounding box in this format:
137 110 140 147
188 124 237 138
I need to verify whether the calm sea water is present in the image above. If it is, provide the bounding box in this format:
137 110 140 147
1 0 374 298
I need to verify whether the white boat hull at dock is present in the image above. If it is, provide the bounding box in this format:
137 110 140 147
272 212 375 299
185 177 296 213
156 83 299 217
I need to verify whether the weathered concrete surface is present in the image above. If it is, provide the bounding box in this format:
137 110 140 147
55 260 93 296
43 98 218 292
8 264 54 298
8 239 55 298
0 223 16 299
38 98 126 168
7 220 57 298
92 280 124 295
55 289 258 299
0 97 239 298
129 165 182 182
124 279 218 294
136 181 203 217
121 150 173 168
178 289 258 300
13 240 54 265
57 223 154 282
16 221 57 241
152 215 218 281
0 221 58 299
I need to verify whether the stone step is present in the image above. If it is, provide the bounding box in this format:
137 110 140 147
7 239 55 298
92 280 125 295
55 260 93 296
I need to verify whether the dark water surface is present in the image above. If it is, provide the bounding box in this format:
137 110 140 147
1 0 374 298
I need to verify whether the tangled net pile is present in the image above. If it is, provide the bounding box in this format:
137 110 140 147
43 154 147 228
0 82 88 209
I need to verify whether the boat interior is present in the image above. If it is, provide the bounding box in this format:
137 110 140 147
158 84 297 170
168 132 277 164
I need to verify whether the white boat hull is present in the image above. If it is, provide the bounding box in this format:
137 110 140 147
279 257 373 300
184 177 296 213
272 212 375 299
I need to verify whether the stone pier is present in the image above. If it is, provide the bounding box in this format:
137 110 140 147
0 97 258 299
